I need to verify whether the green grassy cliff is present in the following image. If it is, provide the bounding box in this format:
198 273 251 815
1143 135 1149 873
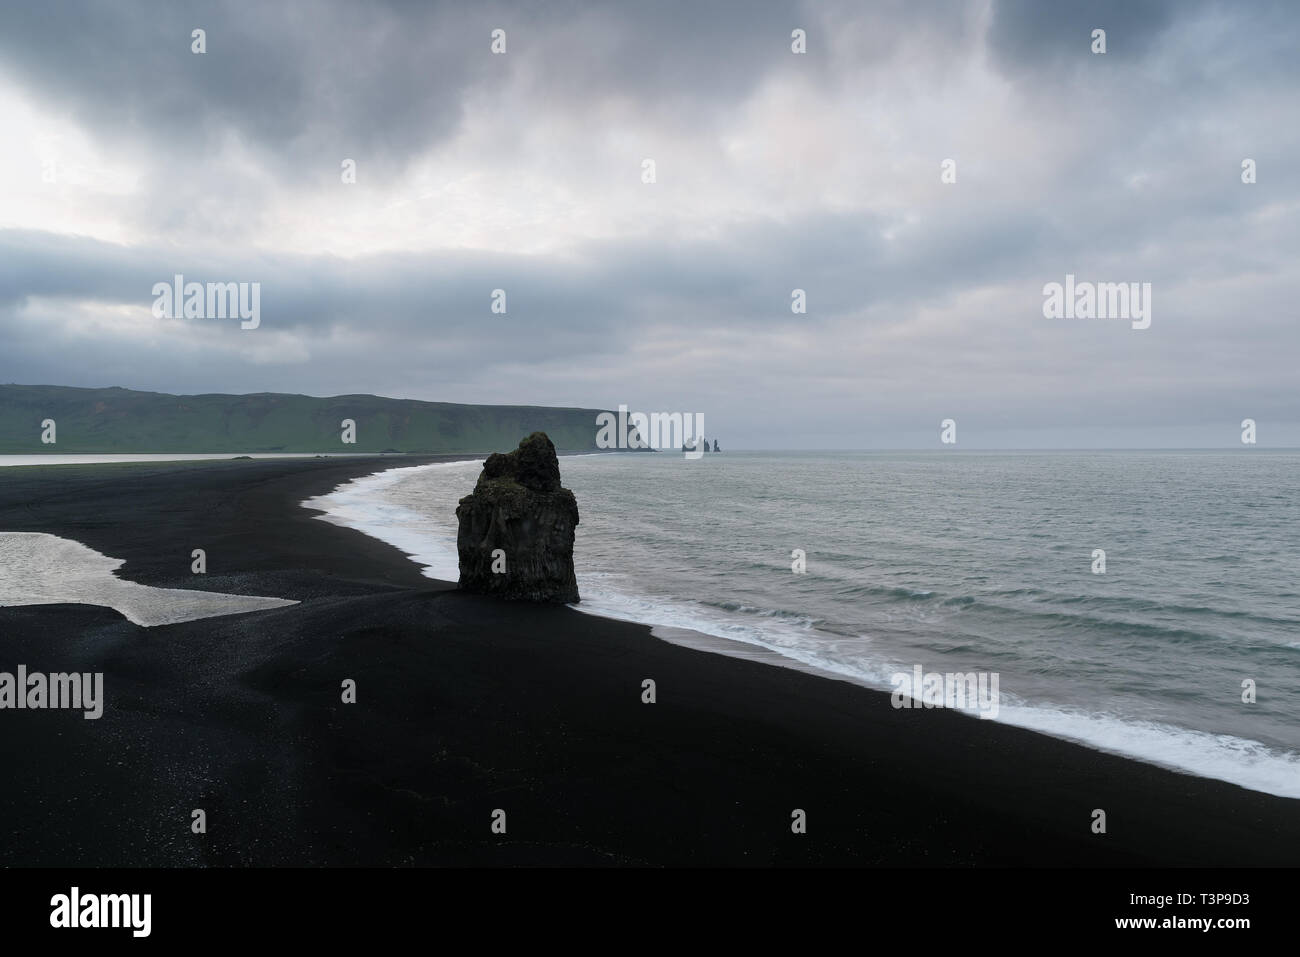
0 384 612 454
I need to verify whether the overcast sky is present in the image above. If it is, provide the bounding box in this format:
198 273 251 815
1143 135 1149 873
1 0 1296 448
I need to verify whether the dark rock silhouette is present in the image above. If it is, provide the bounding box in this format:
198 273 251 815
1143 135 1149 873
712 439 720 452
455 432 580 602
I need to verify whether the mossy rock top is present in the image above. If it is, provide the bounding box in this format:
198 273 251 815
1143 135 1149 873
476 431 562 493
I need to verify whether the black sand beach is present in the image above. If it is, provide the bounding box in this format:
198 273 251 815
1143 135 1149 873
0 456 1296 867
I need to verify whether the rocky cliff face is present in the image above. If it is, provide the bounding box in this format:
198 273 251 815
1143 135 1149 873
455 432 580 602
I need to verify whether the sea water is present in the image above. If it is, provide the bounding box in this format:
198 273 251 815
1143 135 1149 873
0 531 297 626
306 450 1300 799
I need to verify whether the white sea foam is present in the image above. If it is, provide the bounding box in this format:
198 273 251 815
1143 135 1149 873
585 586 1300 798
0 532 297 626
994 704 1300 799
302 458 1300 800
302 460 482 582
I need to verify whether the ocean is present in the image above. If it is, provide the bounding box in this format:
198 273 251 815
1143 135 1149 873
305 450 1300 799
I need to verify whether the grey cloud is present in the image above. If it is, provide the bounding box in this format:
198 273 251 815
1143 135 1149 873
0 1 492 177
0 0 821 176
1 0 1298 447
987 0 1191 73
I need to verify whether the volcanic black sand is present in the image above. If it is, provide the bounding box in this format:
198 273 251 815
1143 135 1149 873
0 456 1296 866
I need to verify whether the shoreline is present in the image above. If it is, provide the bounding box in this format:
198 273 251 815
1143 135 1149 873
0 455 1297 866
306 457 1300 802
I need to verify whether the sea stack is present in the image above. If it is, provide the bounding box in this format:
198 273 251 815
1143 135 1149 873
455 432 580 602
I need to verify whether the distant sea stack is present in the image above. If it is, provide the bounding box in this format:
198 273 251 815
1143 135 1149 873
455 432 580 602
